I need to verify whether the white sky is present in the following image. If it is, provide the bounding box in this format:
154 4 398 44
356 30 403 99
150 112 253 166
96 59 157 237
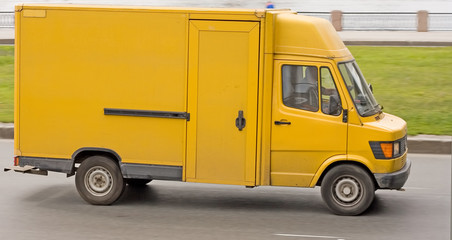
1 0 452 12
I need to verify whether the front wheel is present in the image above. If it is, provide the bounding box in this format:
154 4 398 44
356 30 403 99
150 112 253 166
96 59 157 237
321 165 375 216
75 156 125 205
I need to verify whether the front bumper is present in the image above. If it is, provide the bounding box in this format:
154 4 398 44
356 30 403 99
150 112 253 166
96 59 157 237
374 158 411 189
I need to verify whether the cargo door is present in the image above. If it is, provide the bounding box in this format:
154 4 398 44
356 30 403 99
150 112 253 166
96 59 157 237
186 20 259 186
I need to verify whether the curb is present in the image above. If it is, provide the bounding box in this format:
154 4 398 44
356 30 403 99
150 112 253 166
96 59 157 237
0 39 14 44
407 135 452 155
0 124 450 154
0 123 13 139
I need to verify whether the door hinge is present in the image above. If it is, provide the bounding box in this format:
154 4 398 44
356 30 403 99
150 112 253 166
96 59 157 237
342 109 348 123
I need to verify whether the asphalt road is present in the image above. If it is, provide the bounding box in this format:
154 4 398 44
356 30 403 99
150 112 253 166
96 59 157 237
0 139 450 240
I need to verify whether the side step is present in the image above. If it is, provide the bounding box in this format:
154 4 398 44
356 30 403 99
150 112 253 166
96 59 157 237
4 165 48 176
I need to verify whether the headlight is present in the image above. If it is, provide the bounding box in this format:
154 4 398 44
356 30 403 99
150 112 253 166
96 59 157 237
393 142 400 156
369 136 406 159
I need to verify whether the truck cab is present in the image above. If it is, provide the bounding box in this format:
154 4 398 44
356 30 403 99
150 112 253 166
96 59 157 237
266 13 410 214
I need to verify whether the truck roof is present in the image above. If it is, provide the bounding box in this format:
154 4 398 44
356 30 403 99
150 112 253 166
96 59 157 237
274 13 351 59
16 4 351 59
16 4 268 15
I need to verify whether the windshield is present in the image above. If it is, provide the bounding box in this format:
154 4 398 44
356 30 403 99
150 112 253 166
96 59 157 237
338 61 381 117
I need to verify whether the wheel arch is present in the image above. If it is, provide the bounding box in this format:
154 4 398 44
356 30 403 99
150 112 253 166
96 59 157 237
311 157 377 188
71 147 122 173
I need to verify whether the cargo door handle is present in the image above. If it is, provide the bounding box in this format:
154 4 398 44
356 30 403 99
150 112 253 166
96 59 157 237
235 110 246 131
274 120 291 125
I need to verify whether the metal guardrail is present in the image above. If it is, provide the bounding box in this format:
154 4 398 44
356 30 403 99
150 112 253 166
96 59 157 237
1 11 451 31
299 11 452 31
341 12 417 31
430 13 452 31
0 12 14 28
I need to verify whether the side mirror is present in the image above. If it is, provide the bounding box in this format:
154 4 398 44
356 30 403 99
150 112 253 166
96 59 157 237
329 95 342 116
368 83 373 93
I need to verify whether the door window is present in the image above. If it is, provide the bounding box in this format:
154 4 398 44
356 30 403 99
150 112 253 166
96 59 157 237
320 67 342 116
282 65 319 112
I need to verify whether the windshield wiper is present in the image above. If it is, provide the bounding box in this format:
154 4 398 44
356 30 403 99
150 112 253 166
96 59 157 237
360 108 378 117
378 104 384 113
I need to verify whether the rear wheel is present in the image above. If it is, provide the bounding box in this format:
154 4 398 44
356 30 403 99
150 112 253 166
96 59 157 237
321 164 375 216
126 179 152 187
75 156 125 205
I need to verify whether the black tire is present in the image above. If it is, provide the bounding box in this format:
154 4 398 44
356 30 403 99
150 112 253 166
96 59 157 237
126 179 152 187
321 164 375 216
75 156 125 205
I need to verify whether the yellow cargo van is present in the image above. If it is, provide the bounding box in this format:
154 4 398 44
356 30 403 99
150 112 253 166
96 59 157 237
8 4 410 215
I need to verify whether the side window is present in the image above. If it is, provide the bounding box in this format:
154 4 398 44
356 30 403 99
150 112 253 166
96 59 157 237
320 67 342 116
282 65 319 112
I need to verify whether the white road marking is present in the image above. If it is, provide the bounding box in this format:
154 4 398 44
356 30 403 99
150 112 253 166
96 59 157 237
274 233 345 239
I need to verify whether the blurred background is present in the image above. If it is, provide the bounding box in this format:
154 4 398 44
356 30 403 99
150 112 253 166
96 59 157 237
0 0 451 12
1 0 452 31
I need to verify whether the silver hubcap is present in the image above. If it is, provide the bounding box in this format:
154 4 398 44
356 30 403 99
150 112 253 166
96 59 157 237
85 166 113 197
333 176 362 206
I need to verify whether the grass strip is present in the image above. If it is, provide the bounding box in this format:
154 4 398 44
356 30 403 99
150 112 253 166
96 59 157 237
0 46 451 135
0 46 13 123
349 46 452 135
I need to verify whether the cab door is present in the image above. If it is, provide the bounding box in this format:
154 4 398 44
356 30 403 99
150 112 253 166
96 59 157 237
186 20 260 186
270 60 348 187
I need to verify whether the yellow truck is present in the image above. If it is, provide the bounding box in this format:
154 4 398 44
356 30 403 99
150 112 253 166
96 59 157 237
8 4 410 215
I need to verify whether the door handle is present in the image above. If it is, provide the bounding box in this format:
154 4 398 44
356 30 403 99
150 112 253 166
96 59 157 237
235 110 246 131
274 120 291 125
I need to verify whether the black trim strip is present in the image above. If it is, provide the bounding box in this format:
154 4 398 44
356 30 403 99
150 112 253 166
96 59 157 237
121 163 182 181
104 108 190 121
